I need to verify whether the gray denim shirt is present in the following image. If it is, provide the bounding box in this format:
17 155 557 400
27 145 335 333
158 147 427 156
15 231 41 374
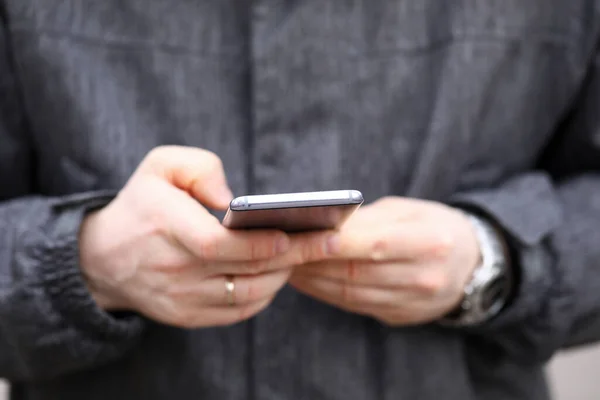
2 1 600 399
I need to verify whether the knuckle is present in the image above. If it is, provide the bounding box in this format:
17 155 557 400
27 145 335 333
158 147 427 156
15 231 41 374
370 238 390 260
249 239 267 261
243 279 263 304
377 315 397 327
296 233 328 264
376 308 415 326
139 146 183 178
145 146 164 162
247 240 258 261
201 150 224 171
171 308 197 328
198 235 219 260
301 238 319 263
299 242 314 264
341 282 354 304
246 260 270 275
345 260 359 283
426 229 455 259
238 298 271 321
164 283 186 299
237 305 254 321
145 145 173 164
415 271 448 295
146 208 171 237
181 318 200 329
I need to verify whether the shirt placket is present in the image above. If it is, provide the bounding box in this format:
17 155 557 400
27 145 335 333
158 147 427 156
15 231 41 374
248 2 304 399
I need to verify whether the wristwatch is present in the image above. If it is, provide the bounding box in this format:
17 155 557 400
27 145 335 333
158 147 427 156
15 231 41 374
440 211 513 326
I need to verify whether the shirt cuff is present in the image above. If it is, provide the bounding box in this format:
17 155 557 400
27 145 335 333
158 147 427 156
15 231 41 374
25 191 145 352
448 173 562 331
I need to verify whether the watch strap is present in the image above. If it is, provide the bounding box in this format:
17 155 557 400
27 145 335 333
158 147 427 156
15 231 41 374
440 212 512 326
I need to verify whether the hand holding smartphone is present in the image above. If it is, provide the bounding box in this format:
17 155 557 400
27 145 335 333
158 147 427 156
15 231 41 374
222 190 363 233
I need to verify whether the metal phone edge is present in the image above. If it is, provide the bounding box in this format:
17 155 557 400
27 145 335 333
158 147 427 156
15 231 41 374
229 190 363 211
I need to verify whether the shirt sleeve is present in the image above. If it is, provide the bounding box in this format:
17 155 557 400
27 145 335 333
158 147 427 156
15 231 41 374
448 41 600 364
0 22 144 382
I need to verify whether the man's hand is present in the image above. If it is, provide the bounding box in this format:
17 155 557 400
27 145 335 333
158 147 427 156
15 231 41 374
79 146 328 328
289 197 481 326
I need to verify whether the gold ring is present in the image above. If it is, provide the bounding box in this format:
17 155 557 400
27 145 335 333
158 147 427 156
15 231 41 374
225 275 236 307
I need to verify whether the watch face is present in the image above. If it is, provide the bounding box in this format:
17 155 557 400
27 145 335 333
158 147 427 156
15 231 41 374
482 275 509 311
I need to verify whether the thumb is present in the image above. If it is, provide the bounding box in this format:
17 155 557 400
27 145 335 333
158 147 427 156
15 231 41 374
138 145 234 210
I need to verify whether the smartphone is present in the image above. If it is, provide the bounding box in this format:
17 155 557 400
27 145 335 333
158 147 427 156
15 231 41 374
222 190 364 232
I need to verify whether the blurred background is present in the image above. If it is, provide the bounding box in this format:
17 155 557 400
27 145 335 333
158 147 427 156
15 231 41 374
1 344 599 399
548 344 600 399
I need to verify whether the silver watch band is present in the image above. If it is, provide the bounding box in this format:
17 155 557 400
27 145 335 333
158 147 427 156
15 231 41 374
440 211 513 326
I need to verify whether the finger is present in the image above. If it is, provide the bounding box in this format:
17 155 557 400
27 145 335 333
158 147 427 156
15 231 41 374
343 298 444 326
139 145 234 210
183 234 334 276
202 247 308 275
193 224 291 262
169 246 314 277
293 260 408 288
345 305 424 326
183 296 276 328
167 197 291 261
189 229 333 266
286 230 338 264
293 260 440 294
289 274 408 309
170 269 292 307
325 222 454 262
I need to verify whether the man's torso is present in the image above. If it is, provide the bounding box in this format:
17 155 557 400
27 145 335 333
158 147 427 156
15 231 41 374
3 1 595 399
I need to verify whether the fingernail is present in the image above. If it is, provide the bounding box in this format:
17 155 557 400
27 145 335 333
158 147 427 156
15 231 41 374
326 234 340 255
276 235 291 253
